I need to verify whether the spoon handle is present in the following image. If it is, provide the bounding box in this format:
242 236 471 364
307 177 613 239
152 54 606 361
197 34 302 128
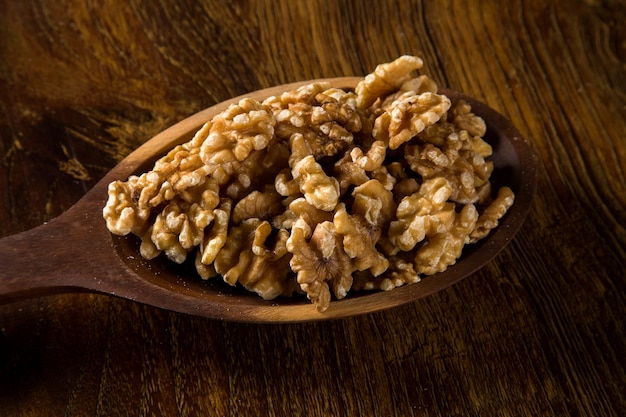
0 209 98 303
0 181 144 305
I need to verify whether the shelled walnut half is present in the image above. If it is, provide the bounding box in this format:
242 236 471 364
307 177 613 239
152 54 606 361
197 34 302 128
103 56 515 312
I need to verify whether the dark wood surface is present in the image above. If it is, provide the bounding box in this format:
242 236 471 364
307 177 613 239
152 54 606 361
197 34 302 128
1 1 624 415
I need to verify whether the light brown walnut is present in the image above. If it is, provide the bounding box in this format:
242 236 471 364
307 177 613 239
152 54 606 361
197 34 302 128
288 220 354 311
224 141 290 200
388 177 456 252
103 178 150 236
286 197 334 228
333 151 371 194
470 186 515 242
352 255 420 291
149 180 220 264
355 55 424 109
199 98 276 186
232 186 284 224
415 203 479 275
333 180 395 276
214 219 295 300
291 154 340 211
372 92 451 150
198 198 232 268
350 140 386 171
452 99 487 137
270 84 361 160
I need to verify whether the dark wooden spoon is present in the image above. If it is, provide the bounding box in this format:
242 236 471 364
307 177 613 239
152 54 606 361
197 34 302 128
0 78 537 322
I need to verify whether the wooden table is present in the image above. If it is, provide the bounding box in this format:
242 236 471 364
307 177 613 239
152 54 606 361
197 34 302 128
1 1 624 415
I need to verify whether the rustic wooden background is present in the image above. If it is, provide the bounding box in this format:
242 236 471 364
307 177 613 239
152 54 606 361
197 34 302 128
1 0 624 416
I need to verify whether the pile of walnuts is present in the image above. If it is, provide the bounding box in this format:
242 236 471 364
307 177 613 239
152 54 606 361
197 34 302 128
103 56 515 311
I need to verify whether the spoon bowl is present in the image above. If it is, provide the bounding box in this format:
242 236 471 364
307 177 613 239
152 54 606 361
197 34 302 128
0 78 537 322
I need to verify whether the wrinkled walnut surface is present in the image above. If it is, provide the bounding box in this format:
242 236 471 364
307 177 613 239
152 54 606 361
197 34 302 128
103 56 515 312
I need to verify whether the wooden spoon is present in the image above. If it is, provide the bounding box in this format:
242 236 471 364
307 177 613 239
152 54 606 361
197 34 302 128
0 78 537 323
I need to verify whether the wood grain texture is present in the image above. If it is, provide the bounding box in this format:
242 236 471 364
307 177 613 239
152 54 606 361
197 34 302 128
0 0 624 416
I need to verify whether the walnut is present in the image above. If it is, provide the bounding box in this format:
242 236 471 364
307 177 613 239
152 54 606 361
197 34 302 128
406 152 479 204
103 55 517 311
103 178 150 236
151 141 211 203
291 153 340 211
352 255 420 291
416 119 457 148
355 55 424 109
349 140 386 171
269 84 361 159
465 134 493 159
224 140 290 200
333 151 371 194
414 203 479 275
388 177 456 252
214 219 295 299
274 168 300 197
149 180 220 264
393 178 420 202
267 81 331 107
398 74 439 95
213 218 257 281
288 220 354 311
102 139 213 238
369 165 397 191
286 197 334 228
404 127 493 204
139 226 160 260
199 98 276 185
470 186 515 242
271 194 336 230
314 89 362 132
198 198 232 267
232 186 284 224
194 251 217 280
452 99 487 137
372 92 451 150
333 179 395 276
247 222 296 300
